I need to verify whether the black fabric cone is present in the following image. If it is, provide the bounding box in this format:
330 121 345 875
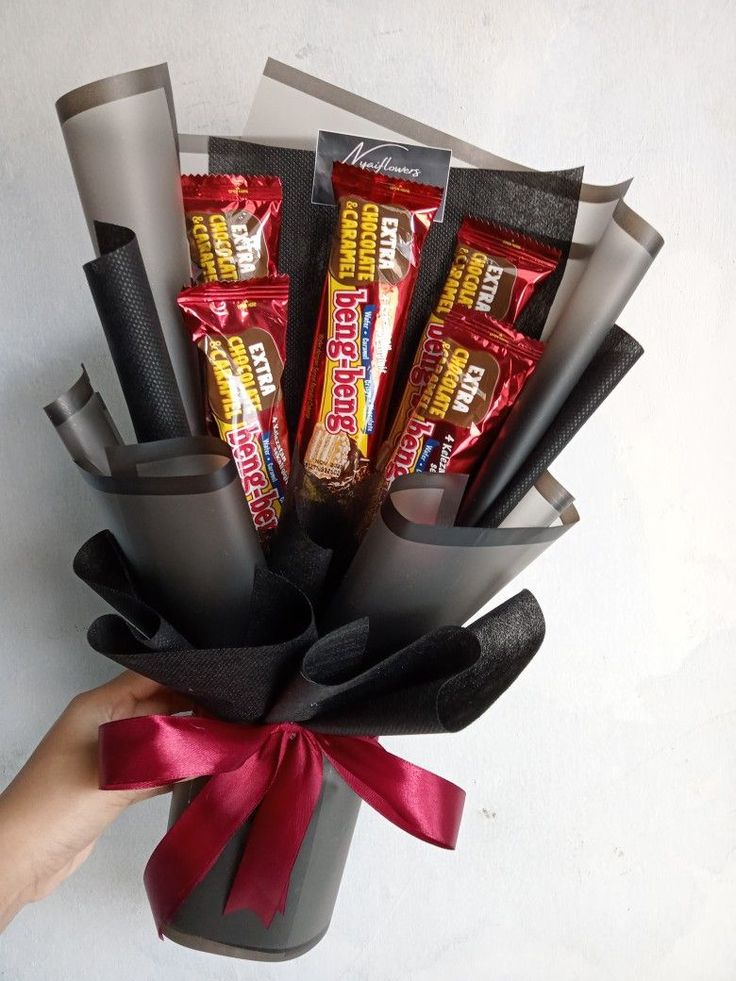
480 325 644 526
81 539 316 724
75 530 545 736
266 462 335 607
265 623 479 730
83 222 191 443
73 531 168 639
287 590 545 735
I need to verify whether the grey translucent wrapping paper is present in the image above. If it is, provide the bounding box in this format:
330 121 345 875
84 223 190 443
238 58 662 342
164 764 360 961
78 437 263 646
75 520 545 958
326 472 578 650
44 366 122 474
56 64 201 431
497 473 576 530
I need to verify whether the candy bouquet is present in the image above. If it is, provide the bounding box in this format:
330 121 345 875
45 62 662 960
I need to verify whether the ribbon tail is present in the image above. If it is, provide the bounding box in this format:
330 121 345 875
144 742 277 935
225 732 324 927
318 734 466 849
99 715 268 787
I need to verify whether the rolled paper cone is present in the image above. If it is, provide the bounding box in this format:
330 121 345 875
481 325 644 527
44 366 122 474
497 472 576 529
80 437 264 647
84 222 191 443
459 203 663 526
325 472 578 650
56 64 202 432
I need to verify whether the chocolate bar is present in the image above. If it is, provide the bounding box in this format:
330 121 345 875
181 174 282 284
297 162 442 507
383 309 544 485
381 218 559 467
177 277 290 543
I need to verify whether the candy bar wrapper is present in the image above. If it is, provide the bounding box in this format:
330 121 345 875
381 310 544 485
296 163 442 536
181 173 282 283
177 278 291 544
384 218 559 445
57 65 202 432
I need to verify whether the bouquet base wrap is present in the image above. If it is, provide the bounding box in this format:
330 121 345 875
164 762 360 960
78 525 542 960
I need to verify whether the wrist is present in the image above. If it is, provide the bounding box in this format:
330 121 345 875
0 802 38 929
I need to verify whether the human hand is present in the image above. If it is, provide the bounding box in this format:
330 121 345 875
0 671 191 931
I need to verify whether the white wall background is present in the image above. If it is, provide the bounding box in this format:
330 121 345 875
0 0 734 978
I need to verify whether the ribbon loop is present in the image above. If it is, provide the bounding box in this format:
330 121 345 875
99 715 465 930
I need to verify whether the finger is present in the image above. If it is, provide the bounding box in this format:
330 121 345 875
85 671 194 724
130 688 194 719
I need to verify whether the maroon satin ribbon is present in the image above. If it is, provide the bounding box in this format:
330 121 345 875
98 716 465 931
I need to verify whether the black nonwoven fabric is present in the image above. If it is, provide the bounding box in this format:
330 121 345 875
480 324 644 527
208 138 582 438
266 462 335 607
269 591 544 735
83 223 191 443
76 530 545 736
81 533 316 723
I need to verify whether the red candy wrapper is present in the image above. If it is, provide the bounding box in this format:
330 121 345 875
450 217 560 324
381 218 560 467
383 309 544 485
297 162 442 499
177 278 290 544
181 174 282 284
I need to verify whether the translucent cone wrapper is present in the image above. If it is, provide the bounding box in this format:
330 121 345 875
56 64 202 432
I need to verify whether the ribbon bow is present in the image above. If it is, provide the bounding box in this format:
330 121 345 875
99 716 465 931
